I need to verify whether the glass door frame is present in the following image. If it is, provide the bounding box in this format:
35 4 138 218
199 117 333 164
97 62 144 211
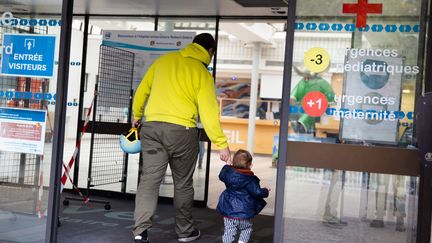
46 0 74 242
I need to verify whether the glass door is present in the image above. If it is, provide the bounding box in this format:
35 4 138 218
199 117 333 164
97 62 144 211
278 0 424 242
0 2 63 242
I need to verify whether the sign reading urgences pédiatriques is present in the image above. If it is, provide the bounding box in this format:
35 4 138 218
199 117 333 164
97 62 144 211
1 33 56 78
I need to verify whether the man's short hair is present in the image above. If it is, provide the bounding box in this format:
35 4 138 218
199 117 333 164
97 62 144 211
192 33 216 51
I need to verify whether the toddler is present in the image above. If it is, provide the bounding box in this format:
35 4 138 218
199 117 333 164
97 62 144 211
217 149 270 243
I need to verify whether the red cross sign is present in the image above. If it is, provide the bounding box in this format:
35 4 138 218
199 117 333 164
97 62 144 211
343 0 383 28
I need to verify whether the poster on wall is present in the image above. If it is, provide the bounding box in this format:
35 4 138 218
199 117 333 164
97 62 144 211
338 49 406 144
0 108 46 155
101 30 196 87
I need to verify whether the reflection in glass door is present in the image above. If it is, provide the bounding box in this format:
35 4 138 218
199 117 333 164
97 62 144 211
279 0 424 242
0 4 63 242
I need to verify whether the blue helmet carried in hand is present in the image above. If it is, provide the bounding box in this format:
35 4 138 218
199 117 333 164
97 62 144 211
120 127 141 154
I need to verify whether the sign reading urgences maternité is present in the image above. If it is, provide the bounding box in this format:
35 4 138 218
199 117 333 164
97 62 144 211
338 48 409 144
1 33 56 78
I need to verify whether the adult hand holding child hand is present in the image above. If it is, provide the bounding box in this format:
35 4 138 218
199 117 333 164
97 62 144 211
219 147 231 164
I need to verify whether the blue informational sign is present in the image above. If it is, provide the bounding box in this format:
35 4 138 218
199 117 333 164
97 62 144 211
1 33 56 78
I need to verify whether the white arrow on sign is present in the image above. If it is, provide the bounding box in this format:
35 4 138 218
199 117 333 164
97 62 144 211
24 39 35 50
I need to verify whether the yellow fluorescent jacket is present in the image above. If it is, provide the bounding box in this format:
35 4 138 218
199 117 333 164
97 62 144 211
132 43 228 149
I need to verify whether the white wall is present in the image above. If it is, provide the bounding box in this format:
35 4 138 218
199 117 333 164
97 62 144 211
48 27 83 139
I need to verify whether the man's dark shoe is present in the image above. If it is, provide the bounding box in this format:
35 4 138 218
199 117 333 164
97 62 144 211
178 229 200 242
134 230 149 243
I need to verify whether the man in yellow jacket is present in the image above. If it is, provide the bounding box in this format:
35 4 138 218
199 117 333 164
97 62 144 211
132 33 231 243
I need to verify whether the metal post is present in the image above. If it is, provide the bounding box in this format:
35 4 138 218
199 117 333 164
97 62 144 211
73 14 90 185
87 81 98 195
204 141 211 204
121 88 134 194
247 42 261 154
273 0 297 242
45 0 74 242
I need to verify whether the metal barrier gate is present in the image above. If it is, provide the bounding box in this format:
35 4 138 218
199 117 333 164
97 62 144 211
82 45 134 209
